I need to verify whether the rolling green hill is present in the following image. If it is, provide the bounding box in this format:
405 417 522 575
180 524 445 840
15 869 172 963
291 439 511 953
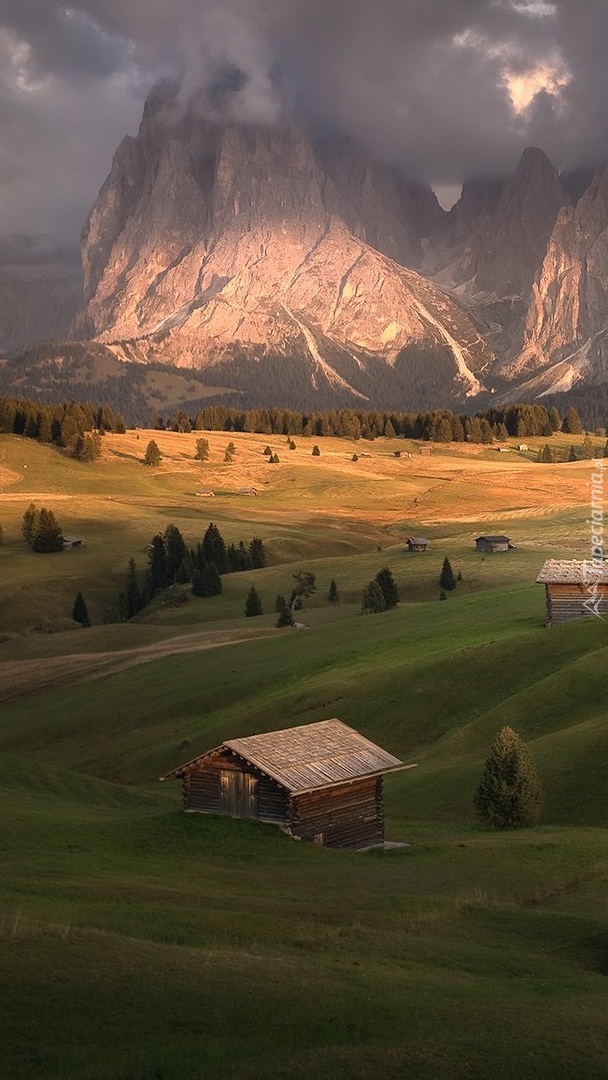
0 428 607 1079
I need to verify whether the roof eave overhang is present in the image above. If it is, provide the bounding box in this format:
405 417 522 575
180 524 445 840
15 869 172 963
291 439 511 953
290 762 417 796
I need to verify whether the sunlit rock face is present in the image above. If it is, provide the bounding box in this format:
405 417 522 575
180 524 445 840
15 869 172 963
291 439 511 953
75 84 493 407
502 167 608 394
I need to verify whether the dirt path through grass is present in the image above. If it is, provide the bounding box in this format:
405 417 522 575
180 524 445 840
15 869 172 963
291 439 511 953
0 627 280 703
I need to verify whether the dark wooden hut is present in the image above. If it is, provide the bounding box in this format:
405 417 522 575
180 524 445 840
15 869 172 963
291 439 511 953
160 719 411 849
406 538 429 552
536 559 608 625
475 535 511 553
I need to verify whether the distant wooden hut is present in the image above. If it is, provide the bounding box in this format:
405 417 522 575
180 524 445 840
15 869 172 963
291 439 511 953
237 486 258 496
418 446 433 456
536 559 608 625
475 535 511 553
518 443 529 452
62 536 83 549
160 719 412 849
406 538 429 552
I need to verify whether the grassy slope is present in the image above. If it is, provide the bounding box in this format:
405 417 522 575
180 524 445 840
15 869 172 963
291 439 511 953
1 429 607 1079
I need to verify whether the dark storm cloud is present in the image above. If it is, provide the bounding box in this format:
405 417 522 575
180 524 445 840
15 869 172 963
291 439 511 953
0 0 606 240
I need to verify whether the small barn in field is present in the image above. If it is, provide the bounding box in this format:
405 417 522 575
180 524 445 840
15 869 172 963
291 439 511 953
160 719 411 849
475 535 511 553
406 537 429 552
536 559 608 625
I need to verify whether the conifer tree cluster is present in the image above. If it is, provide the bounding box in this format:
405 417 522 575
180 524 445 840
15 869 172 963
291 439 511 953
117 523 267 620
22 503 63 553
0 396 125 447
178 401 589 445
362 567 399 614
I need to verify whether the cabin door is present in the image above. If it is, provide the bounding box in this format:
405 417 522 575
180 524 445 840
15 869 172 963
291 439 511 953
219 771 258 818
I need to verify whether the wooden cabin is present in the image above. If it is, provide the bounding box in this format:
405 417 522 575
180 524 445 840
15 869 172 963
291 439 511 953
475 535 511 553
536 559 608 625
418 446 433 456
160 719 411 849
62 536 83 549
406 538 429 552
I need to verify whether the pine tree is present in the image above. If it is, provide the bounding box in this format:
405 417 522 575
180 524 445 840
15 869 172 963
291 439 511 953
202 523 228 573
548 407 561 432
562 407 583 435
474 726 543 828
352 453 359 461
192 562 223 597
164 524 187 584
328 578 339 604
361 580 387 614
72 592 89 626
263 446 272 456
195 437 210 461
439 557 456 591
245 586 263 617
249 537 266 569
22 503 37 546
311 445 321 456
224 441 236 462
148 534 167 594
374 567 399 608
143 439 162 466
275 595 294 627
435 417 452 443
581 434 595 460
74 432 102 462
31 508 63 553
439 589 447 601
125 558 143 618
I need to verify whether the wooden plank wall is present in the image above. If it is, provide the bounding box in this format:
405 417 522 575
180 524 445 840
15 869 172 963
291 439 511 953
546 583 608 625
290 777 384 849
183 749 289 824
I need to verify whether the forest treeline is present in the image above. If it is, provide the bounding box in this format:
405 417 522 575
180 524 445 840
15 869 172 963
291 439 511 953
157 402 590 442
0 392 597 445
0 396 125 448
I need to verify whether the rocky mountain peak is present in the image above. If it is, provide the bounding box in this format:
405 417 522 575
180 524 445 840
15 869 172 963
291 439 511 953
452 146 569 299
74 88 494 408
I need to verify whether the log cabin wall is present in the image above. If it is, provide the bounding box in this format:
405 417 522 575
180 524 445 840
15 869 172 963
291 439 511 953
289 776 384 849
183 748 289 824
546 582 608 625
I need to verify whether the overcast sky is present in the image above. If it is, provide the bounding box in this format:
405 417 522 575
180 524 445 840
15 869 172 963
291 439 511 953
0 0 606 244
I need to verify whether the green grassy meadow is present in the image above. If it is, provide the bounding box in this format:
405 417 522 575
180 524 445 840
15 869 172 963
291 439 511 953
0 428 607 1079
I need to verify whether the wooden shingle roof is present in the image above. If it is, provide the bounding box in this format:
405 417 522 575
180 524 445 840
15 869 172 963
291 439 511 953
160 719 408 793
536 559 608 584
476 535 510 543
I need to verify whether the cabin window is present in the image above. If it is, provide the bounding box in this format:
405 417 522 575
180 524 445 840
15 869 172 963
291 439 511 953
219 770 258 818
